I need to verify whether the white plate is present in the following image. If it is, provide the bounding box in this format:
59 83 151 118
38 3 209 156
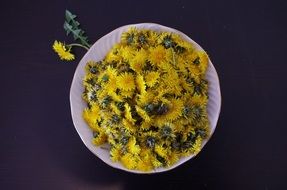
70 23 221 174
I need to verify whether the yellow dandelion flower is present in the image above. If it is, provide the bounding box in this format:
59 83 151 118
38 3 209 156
124 103 136 124
139 148 152 158
105 78 117 93
152 99 171 127
130 61 143 73
52 40 75 61
107 135 117 147
136 91 154 107
121 27 138 44
110 146 122 162
90 103 101 114
98 66 116 84
110 43 121 54
165 98 184 121
175 58 184 70
180 77 194 94
121 153 138 169
85 61 99 75
122 119 136 133
130 48 147 73
105 47 122 63
137 159 153 171
92 132 107 145
147 30 159 46
162 71 182 96
115 62 130 73
135 105 151 123
116 72 136 91
153 86 170 102
191 94 208 106
187 67 201 84
192 137 203 154
100 107 113 118
176 56 189 75
186 52 207 81
155 144 168 158
197 51 209 74
120 90 134 98
163 70 180 87
186 126 196 140
110 102 122 116
102 68 118 94
153 117 169 128
185 50 198 64
135 74 146 94
142 130 157 139
170 33 183 44
127 136 141 155
173 119 187 132
180 92 192 102
82 86 94 102
160 85 181 97
140 121 151 130
157 32 172 45
159 59 173 72
166 152 179 166
106 66 118 78
148 46 167 66
174 36 194 52
96 89 108 102
83 74 95 88
109 91 123 102
190 105 208 127
145 71 160 87
135 30 150 47
137 148 153 171
119 46 135 61
151 155 163 168
82 104 101 129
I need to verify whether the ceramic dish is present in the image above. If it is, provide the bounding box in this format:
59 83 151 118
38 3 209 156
70 23 221 174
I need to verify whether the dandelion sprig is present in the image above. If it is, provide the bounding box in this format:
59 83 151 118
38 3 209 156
52 10 90 61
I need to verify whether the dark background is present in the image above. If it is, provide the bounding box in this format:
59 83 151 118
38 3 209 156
1 0 287 189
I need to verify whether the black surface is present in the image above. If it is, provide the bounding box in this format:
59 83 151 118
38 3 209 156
1 0 287 189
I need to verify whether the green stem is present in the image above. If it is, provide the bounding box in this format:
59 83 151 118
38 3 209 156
68 43 90 51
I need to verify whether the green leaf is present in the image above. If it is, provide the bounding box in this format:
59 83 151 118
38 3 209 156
65 10 80 29
63 10 90 47
71 20 80 28
63 21 72 35
72 29 81 40
65 10 76 22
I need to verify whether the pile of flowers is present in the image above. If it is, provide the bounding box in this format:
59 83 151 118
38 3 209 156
82 27 210 171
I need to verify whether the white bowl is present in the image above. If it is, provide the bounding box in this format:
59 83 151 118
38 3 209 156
70 23 221 174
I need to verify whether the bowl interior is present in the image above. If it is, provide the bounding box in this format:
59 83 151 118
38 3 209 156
70 23 221 174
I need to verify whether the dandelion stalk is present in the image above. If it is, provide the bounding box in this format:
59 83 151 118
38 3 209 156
68 43 89 51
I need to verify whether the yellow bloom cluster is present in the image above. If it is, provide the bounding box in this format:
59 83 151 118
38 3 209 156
82 28 210 171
